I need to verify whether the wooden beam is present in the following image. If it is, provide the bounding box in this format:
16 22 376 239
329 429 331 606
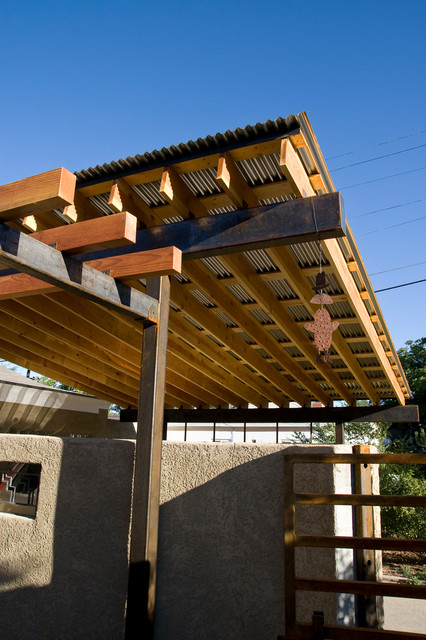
75 192 345 264
0 168 76 221
30 211 137 254
169 309 289 406
160 166 325 404
268 244 381 402
0 247 181 299
278 141 405 404
216 152 259 209
0 223 158 323
280 139 313 198
213 153 355 403
160 166 205 218
85 246 182 279
167 335 265 407
63 189 105 223
0 296 142 375
126 276 170 638
169 280 291 405
0 337 137 407
223 251 355 404
107 179 160 227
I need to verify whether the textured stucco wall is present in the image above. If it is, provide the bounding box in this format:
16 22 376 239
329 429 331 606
155 442 354 640
1 437 357 640
0 434 135 640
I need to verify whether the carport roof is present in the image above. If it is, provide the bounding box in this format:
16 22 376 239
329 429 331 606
0 111 410 408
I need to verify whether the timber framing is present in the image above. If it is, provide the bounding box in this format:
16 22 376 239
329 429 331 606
0 111 410 409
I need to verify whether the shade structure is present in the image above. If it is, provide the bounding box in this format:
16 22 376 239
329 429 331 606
0 112 410 409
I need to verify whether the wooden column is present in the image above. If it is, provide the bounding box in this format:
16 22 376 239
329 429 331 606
335 423 345 444
125 276 171 639
353 444 382 628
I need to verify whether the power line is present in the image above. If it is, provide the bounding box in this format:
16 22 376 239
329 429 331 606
353 198 426 219
375 278 426 293
340 166 426 190
360 215 426 236
330 143 426 172
370 261 426 276
325 130 426 161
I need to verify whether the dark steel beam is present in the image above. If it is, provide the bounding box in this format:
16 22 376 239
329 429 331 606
125 276 171 639
75 192 344 263
121 404 419 425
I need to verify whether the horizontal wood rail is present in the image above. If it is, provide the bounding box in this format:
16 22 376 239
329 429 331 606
281 448 426 640
280 623 426 640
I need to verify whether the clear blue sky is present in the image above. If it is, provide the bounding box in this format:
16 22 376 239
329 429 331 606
1 0 425 350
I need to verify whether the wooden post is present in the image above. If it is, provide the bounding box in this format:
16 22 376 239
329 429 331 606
352 444 381 628
335 423 345 444
125 276 171 639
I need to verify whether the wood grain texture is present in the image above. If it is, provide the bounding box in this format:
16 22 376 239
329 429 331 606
0 168 76 221
30 211 138 254
0 223 158 322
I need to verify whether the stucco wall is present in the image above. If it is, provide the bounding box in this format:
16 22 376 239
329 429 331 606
155 442 355 640
0 434 135 640
1 436 356 640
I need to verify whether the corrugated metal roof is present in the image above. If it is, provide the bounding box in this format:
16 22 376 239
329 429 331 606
236 153 282 186
75 115 301 187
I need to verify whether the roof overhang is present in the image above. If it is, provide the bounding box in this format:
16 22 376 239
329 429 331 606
0 112 410 408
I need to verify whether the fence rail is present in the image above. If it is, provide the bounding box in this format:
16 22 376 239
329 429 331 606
279 447 426 639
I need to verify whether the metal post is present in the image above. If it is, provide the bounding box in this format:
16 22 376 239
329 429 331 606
125 276 171 640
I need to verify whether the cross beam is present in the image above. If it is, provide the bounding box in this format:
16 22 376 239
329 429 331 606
76 192 345 263
120 405 419 424
0 223 158 323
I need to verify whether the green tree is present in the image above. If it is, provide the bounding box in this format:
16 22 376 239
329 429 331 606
390 338 426 451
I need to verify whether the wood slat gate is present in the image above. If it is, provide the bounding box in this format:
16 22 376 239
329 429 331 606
278 448 426 640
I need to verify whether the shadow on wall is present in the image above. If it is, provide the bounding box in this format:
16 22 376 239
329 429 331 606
0 436 135 640
154 443 353 640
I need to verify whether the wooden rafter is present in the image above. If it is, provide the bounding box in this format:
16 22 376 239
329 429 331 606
0 116 409 407
279 137 405 404
216 151 355 404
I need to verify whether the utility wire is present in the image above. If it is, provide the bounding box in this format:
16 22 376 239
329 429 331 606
360 215 426 236
370 261 426 276
326 130 426 161
375 278 426 293
330 143 426 172
340 166 426 190
353 198 426 219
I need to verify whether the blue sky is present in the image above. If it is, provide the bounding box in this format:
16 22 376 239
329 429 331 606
1 0 425 350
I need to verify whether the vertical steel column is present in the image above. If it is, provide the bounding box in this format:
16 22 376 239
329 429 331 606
125 276 171 640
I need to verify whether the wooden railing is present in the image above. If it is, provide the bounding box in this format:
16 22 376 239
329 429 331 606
278 448 426 640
